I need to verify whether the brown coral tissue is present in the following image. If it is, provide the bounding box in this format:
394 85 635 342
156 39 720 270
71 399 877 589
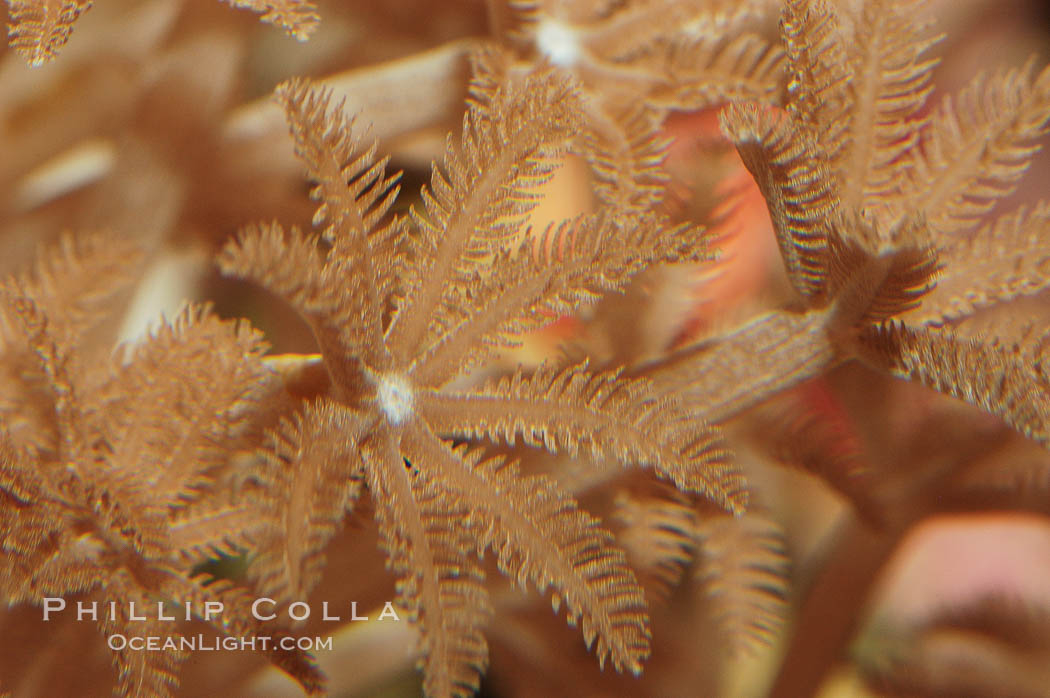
3 0 1050 696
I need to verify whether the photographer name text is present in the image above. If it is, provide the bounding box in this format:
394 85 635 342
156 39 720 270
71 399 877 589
41 598 401 623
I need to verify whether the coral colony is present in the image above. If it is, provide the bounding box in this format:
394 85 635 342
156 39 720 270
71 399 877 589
2 0 1050 696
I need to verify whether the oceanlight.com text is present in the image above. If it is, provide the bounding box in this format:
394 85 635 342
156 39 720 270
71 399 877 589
107 633 334 652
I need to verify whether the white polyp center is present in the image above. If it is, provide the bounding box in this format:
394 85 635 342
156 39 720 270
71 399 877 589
535 19 581 68
376 373 414 425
